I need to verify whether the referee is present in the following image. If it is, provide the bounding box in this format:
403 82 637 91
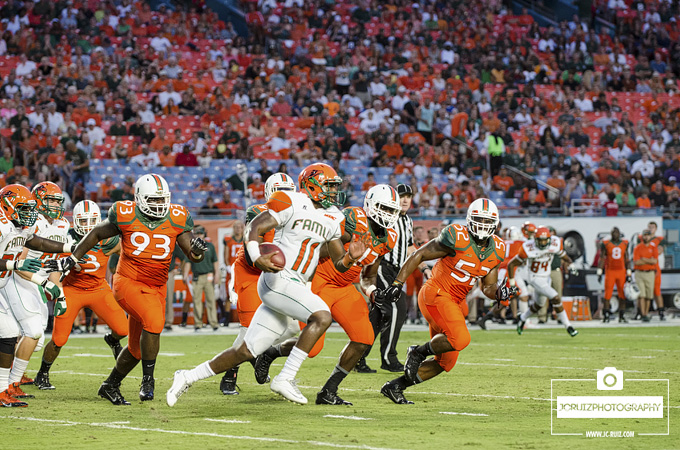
357 184 422 373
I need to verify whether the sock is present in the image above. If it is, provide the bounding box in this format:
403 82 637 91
105 367 126 385
222 365 239 380
263 344 282 359
9 357 29 384
519 301 528 315
415 342 435 357
181 312 188 323
520 308 533 322
393 375 419 390
619 309 625 319
0 367 9 392
142 359 156 378
39 358 53 374
277 346 307 380
557 310 572 328
185 361 216 385
322 365 349 392
659 307 665 317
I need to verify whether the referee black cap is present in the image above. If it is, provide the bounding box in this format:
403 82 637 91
396 184 413 197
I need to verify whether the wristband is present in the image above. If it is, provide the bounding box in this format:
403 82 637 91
596 268 603 276
246 241 261 261
31 273 48 286
5 260 15 271
341 252 355 268
626 269 632 276
62 242 74 253
508 278 516 287
365 285 377 298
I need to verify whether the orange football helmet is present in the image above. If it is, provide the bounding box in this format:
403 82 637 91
32 181 65 219
298 163 344 208
535 226 551 249
522 221 536 239
0 184 38 227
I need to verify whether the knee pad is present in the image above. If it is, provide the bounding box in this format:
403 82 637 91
446 328 471 352
0 337 17 355
34 334 45 352
19 316 44 341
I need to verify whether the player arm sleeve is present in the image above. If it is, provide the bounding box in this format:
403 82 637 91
245 206 261 225
107 203 121 231
183 210 195 232
436 225 457 251
265 191 293 226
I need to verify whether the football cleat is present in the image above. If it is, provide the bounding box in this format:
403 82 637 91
516 318 527 335
602 310 611 323
618 315 628 324
219 368 239 395
34 372 55 390
8 382 34 399
315 389 352 405
270 376 307 404
139 375 155 401
104 333 123 359
98 381 130 406
20 374 34 385
567 326 579 337
253 353 275 385
166 370 191 407
380 362 404 373
354 357 376 374
476 316 488 330
380 381 414 405
0 390 27 407
403 346 425 382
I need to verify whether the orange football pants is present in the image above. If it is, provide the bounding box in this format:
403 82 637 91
54 284 129 347
654 267 661 297
604 270 626 300
418 283 471 372
235 261 323 357
113 274 166 360
311 279 374 350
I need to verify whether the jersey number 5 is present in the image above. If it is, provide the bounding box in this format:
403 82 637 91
450 260 490 286
130 232 171 259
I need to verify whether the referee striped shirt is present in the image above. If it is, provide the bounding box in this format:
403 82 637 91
383 213 413 267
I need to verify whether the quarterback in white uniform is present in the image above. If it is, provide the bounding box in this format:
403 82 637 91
508 226 578 337
8 182 70 389
168 163 366 406
0 184 72 406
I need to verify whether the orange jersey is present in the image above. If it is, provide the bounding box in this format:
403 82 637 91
223 236 243 266
429 224 505 300
500 239 524 269
601 239 628 271
233 203 273 278
108 200 193 287
315 206 397 287
63 231 120 290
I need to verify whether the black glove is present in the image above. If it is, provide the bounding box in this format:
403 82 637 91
371 288 387 304
495 281 517 307
597 274 603 283
45 255 78 273
190 237 208 254
382 281 403 303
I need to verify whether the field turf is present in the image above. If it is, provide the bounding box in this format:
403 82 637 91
2 325 679 449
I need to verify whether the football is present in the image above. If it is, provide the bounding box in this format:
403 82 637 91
259 243 286 268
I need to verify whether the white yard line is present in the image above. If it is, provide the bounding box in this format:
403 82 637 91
205 418 251 424
439 412 489 417
323 415 373 421
2 416 406 450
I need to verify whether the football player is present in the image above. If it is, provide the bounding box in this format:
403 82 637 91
253 184 400 405
597 227 631 323
379 199 514 404
8 182 69 390
47 174 207 405
222 220 244 325
508 226 578 336
167 163 366 406
647 221 665 321
35 200 129 390
0 185 72 406
218 172 298 395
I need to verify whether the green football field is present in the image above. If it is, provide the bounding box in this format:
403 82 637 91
2 325 679 450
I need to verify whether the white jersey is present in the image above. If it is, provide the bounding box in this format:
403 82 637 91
266 191 344 283
0 212 35 289
518 235 564 278
25 214 69 278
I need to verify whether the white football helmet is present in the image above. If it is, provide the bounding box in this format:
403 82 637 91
624 281 640 302
72 200 101 235
466 198 499 241
364 184 401 229
135 173 171 219
264 173 296 200
508 226 523 241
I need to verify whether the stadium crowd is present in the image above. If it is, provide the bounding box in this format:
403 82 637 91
1 0 680 217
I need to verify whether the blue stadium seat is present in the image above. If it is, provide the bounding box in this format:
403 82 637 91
504 198 520 208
